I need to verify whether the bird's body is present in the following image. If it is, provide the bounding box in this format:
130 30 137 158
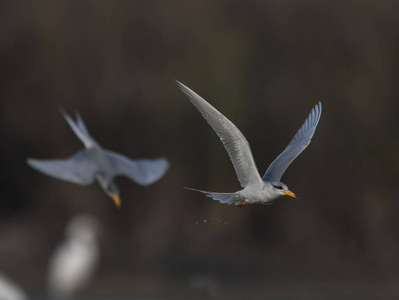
27 111 170 207
177 81 322 206
48 235 99 298
186 179 284 206
48 215 99 299
240 183 281 204
0 273 27 300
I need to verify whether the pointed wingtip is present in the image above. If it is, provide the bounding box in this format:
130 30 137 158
26 158 41 167
183 187 208 193
316 101 322 114
58 106 68 118
75 111 82 120
58 107 75 124
161 157 171 170
175 80 190 92
175 80 185 90
26 158 44 173
316 101 322 119
183 187 199 192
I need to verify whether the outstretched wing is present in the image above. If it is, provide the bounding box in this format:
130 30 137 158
104 150 170 186
27 150 98 185
262 102 322 182
177 81 262 188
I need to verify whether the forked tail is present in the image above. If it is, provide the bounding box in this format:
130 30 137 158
59 108 94 149
184 187 241 205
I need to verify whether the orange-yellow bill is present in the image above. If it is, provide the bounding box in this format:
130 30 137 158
111 194 121 208
282 190 297 199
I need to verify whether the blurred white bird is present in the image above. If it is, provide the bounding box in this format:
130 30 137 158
0 273 27 300
47 214 100 299
27 110 170 208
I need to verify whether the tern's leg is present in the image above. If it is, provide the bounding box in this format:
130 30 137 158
237 198 246 208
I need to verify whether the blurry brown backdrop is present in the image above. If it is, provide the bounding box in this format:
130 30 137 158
1 0 399 299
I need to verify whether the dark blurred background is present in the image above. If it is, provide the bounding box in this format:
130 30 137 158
1 0 399 299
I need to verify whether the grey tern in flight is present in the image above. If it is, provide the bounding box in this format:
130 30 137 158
177 81 321 207
27 110 170 207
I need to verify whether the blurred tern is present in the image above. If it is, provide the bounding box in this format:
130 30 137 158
177 81 321 207
27 110 170 208
48 214 99 299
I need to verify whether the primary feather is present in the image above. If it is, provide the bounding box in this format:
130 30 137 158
104 150 170 186
176 81 262 188
262 102 322 182
27 150 97 185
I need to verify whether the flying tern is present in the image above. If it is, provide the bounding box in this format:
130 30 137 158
27 110 170 207
177 81 321 207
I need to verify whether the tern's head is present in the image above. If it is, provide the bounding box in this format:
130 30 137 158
271 182 297 199
96 174 121 208
106 182 121 208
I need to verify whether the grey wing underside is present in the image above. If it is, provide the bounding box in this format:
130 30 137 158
263 102 322 182
104 150 170 186
184 187 241 205
176 81 262 188
27 150 98 185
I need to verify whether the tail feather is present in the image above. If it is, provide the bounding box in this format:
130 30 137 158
184 187 241 205
59 108 94 148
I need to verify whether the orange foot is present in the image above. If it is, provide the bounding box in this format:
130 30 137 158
237 198 249 208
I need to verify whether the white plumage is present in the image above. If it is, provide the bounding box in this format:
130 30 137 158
47 214 100 299
0 272 27 300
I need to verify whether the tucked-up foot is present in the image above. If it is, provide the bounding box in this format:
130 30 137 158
237 198 247 208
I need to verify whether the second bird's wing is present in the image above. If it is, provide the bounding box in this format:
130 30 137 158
262 102 322 182
177 81 262 188
27 150 98 185
104 150 170 186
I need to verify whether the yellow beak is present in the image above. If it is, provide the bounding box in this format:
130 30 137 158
111 194 121 208
282 190 297 199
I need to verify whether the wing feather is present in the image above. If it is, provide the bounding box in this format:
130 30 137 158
262 102 322 182
27 150 97 185
177 81 262 188
104 150 169 186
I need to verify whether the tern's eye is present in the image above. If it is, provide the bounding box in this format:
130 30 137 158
274 186 283 190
